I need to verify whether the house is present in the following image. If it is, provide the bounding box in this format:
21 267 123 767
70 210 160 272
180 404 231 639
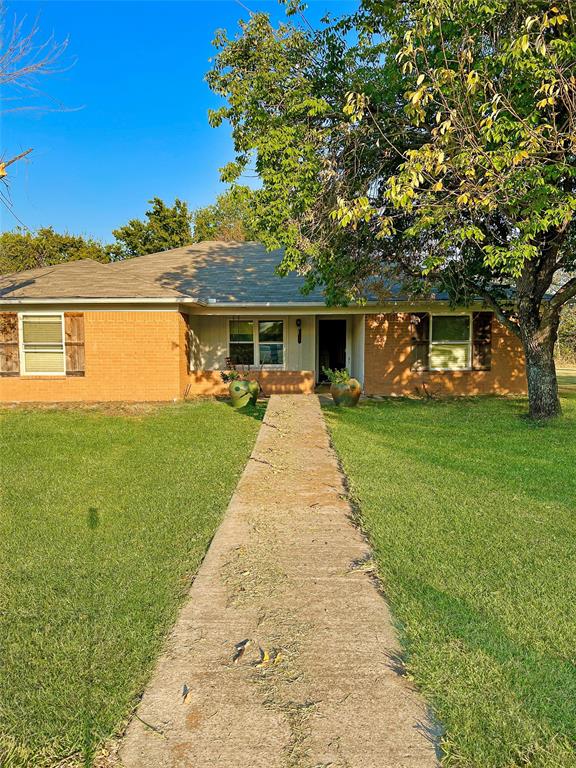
0 241 526 402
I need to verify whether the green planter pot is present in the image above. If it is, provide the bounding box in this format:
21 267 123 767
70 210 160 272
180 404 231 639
330 379 362 407
247 379 260 405
229 380 252 409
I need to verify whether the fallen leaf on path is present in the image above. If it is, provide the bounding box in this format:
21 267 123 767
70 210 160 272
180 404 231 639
232 638 250 662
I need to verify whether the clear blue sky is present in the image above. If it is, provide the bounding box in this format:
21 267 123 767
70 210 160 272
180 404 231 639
1 0 357 241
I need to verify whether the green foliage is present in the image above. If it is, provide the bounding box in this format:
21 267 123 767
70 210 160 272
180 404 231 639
110 197 193 259
1 188 258 275
207 13 349 299
193 185 260 242
386 2 576 279
0 227 110 275
220 369 242 382
0 198 194 274
208 2 576 296
322 366 351 384
208 1 576 417
207 9 427 302
327 394 576 767
0 401 263 765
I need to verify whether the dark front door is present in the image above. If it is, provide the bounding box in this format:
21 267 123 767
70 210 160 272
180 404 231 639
318 319 347 381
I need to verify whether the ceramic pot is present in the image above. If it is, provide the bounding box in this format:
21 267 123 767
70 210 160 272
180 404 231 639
330 378 362 407
229 380 252 409
247 379 260 405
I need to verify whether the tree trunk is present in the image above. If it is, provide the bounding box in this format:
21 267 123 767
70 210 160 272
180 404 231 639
519 312 561 420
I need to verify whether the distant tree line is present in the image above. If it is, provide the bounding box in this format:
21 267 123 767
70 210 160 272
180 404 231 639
0 186 258 274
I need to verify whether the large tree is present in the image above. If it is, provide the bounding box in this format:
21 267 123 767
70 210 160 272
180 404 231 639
208 1 576 419
0 227 109 274
110 197 193 259
192 185 259 242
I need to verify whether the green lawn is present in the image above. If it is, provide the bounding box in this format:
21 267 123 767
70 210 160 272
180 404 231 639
558 366 576 389
0 401 264 768
325 393 576 768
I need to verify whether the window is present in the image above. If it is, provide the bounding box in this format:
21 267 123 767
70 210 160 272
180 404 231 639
229 320 255 365
429 314 471 370
20 313 65 375
229 319 284 367
258 320 283 365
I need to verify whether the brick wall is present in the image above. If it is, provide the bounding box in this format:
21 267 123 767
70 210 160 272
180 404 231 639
1 309 527 402
184 370 316 397
0 311 185 403
364 313 527 396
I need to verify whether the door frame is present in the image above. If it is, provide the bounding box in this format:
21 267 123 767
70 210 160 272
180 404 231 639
315 316 352 383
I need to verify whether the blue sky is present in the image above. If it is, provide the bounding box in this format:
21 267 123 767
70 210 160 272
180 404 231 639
1 0 357 241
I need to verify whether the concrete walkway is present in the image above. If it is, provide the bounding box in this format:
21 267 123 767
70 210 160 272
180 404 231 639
118 395 439 768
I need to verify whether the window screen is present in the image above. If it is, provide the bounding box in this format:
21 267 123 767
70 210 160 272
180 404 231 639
21 315 65 375
258 320 283 365
430 315 471 370
229 320 255 365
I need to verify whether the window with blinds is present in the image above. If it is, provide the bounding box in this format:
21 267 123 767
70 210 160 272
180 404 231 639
20 314 65 375
429 315 472 370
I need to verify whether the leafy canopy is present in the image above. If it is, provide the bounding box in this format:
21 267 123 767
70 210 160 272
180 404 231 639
110 197 193 259
0 227 109 275
208 1 576 310
192 186 260 242
378 0 576 279
0 190 260 274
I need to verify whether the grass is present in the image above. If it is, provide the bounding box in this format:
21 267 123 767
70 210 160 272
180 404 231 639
0 400 264 768
325 393 576 768
557 365 576 389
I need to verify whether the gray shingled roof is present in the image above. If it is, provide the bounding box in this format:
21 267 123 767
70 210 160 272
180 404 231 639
111 241 326 303
0 241 326 304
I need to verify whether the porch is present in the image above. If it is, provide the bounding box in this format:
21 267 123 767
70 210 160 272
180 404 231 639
185 311 365 395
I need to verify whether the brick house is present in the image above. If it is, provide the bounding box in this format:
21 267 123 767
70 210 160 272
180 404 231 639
0 241 526 402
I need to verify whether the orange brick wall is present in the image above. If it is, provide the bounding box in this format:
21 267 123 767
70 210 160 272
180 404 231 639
184 370 316 396
0 311 186 403
1 309 527 402
364 313 527 396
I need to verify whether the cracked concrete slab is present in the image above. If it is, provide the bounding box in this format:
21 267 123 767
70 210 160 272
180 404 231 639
117 395 439 768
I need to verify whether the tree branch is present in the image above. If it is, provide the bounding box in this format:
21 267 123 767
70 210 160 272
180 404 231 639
467 281 520 336
0 148 33 179
550 276 576 310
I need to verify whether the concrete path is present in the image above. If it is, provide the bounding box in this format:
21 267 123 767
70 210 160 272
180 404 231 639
118 395 439 768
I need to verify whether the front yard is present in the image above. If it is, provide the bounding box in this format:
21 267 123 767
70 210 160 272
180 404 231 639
0 401 264 767
325 393 576 768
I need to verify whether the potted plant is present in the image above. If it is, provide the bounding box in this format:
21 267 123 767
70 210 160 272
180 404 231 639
322 367 362 407
220 369 259 408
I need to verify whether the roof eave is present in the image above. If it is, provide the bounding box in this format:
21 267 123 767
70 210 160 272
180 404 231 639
0 296 205 306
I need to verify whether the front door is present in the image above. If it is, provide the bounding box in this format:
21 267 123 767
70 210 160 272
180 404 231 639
318 319 347 382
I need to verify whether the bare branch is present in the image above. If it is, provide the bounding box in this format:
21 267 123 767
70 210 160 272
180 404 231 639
0 13 69 101
0 9 68 204
0 148 32 178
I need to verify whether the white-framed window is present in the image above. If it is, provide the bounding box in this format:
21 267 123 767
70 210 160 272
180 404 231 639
429 314 472 371
228 319 284 368
19 312 66 375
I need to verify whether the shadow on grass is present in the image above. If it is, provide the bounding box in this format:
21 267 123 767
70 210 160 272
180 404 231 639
325 394 576 765
393 574 576 738
324 395 576 512
216 398 267 422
